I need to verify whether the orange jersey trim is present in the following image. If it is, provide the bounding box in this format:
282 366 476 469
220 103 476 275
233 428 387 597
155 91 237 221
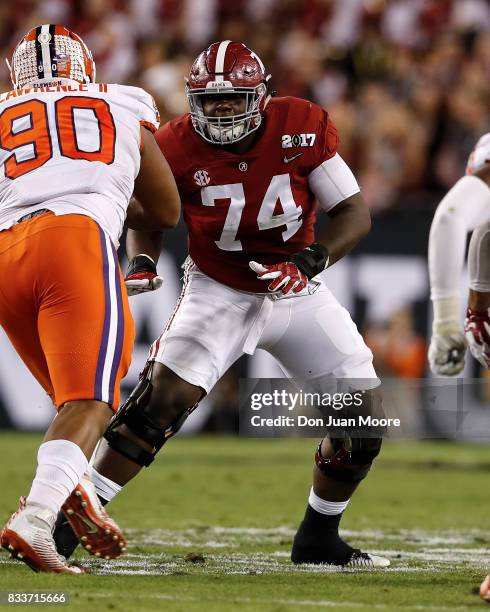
140 120 157 133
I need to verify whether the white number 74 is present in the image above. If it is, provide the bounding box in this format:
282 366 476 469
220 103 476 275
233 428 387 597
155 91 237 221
201 174 303 251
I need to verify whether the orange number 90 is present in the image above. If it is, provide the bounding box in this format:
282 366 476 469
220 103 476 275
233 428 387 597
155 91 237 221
0 97 116 180
0 100 52 180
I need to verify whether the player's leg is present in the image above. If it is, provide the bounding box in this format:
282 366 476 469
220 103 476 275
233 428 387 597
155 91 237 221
54 267 258 557
93 362 204 488
0 214 133 571
53 361 204 559
464 221 490 366
260 286 387 566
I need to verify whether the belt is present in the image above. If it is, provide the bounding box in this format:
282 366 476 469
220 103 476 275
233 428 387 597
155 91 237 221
16 209 51 224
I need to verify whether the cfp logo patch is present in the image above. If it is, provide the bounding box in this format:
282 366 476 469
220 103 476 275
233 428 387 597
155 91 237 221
194 169 210 186
282 133 316 148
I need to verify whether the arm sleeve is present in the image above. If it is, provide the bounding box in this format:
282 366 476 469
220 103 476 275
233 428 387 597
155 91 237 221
429 175 490 301
307 153 360 212
468 221 490 293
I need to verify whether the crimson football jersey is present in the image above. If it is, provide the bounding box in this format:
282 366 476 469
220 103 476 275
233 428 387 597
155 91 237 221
156 96 339 292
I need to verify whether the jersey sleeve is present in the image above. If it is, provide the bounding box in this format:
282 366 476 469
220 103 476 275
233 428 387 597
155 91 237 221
118 85 160 133
466 133 490 175
137 88 160 133
307 104 340 172
154 120 184 183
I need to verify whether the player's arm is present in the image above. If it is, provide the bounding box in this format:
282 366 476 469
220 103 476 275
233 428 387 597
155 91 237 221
428 163 490 375
250 153 367 295
124 129 181 296
309 153 370 266
463 164 490 367
131 128 181 230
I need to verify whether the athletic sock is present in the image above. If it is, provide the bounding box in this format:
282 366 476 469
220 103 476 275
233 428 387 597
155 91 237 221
308 487 350 516
91 468 122 503
291 488 356 564
26 440 88 516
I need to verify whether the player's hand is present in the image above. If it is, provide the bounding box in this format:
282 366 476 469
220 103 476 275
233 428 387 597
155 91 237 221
249 260 308 296
125 254 163 296
428 331 466 376
464 308 490 368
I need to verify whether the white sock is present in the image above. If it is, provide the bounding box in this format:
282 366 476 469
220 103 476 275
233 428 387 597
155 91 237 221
308 487 350 515
91 468 122 502
26 440 88 515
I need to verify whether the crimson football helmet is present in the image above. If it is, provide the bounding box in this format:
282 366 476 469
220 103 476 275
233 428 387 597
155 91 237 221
7 24 95 89
186 41 271 145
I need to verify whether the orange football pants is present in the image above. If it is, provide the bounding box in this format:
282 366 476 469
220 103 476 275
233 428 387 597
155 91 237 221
0 212 134 410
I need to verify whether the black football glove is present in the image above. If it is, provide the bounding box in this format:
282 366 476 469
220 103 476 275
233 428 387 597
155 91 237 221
125 254 163 296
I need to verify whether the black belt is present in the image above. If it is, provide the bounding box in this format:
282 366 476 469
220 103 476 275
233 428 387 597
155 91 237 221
16 209 51 224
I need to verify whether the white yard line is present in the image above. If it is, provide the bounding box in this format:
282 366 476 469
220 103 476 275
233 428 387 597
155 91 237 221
1 526 487 577
125 526 488 549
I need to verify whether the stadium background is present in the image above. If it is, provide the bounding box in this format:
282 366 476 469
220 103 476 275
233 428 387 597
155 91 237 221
0 0 489 436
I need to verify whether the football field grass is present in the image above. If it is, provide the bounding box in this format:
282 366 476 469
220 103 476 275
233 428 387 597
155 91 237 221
0 433 489 611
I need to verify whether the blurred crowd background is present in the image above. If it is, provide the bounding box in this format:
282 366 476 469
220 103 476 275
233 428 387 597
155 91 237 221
0 0 489 213
0 0 489 433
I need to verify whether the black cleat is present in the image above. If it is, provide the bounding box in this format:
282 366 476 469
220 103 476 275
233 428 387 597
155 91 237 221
52 511 80 560
291 505 390 567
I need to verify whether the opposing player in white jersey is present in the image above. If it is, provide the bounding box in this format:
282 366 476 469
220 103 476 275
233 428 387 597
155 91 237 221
428 133 490 375
0 25 180 573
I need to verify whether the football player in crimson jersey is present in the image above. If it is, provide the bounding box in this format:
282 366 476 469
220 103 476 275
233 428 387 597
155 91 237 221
54 41 389 568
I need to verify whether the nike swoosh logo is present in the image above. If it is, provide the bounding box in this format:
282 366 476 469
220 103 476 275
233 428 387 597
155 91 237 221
283 153 303 164
73 512 98 534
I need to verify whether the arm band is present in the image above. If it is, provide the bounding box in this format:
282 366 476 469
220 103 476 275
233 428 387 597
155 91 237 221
290 243 329 279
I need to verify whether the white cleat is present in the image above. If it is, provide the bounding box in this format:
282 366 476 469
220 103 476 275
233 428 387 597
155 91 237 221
62 476 126 560
0 497 83 574
343 552 390 568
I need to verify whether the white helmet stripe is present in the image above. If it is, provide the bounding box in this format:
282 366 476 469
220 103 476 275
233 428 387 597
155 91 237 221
214 40 231 78
39 24 53 78
250 51 265 74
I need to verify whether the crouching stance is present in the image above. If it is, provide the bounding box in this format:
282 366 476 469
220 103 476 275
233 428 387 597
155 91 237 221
54 40 389 567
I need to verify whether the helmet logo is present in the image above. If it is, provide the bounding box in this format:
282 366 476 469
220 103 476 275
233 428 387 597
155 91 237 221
194 170 210 187
38 32 52 43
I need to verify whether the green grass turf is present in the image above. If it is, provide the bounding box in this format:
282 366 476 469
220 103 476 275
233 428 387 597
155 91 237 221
0 433 488 611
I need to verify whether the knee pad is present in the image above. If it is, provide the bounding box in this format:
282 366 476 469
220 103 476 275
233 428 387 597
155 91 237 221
104 363 198 467
315 435 383 483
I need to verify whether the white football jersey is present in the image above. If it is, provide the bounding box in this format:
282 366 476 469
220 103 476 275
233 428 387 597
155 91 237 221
0 81 160 245
466 133 490 176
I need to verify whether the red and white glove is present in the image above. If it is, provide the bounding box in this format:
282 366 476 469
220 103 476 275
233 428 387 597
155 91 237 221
125 254 163 296
464 307 490 368
249 260 308 295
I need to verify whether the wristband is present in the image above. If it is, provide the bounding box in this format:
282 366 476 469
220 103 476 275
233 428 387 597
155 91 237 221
290 243 329 279
126 254 157 276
